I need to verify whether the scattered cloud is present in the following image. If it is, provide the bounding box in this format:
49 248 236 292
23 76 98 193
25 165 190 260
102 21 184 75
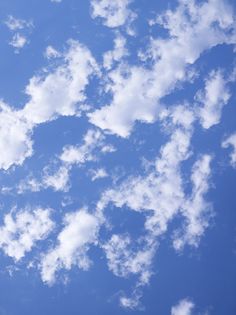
40 209 100 285
103 33 128 70
91 0 136 28
0 41 98 171
222 132 236 167
196 70 231 129
89 0 235 137
171 298 195 315
0 208 54 261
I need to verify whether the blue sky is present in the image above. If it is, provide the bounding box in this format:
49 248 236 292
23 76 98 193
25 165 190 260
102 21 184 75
0 0 235 314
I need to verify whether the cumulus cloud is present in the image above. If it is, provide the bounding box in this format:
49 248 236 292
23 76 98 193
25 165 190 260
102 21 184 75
60 129 105 165
103 234 156 285
196 70 231 129
0 41 98 171
91 0 136 28
171 298 195 315
0 101 33 170
40 209 100 285
173 154 212 251
89 0 235 137
15 128 113 194
103 34 128 70
222 132 236 167
0 208 54 261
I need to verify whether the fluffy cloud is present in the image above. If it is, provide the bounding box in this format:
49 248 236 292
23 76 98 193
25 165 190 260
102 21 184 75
173 154 212 251
103 34 128 70
0 208 54 261
98 125 193 236
89 0 235 137
171 298 195 315
103 234 156 285
22 40 98 125
60 129 105 165
40 209 100 284
0 41 98 171
222 132 236 167
0 102 33 170
196 70 231 129
91 0 136 28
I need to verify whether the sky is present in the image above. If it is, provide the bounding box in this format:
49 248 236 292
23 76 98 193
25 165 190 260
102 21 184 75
0 0 235 314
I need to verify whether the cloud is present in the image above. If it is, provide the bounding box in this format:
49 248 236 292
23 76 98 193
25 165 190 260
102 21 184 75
103 234 156 285
0 101 33 170
9 33 28 50
171 298 195 315
0 208 54 261
22 40 98 125
89 0 235 137
173 154 212 251
98 124 193 236
90 168 108 181
5 15 33 52
40 209 100 285
103 33 128 70
42 166 70 192
196 70 231 129
90 0 136 28
0 40 98 171
44 46 61 59
60 129 105 165
222 132 236 167
5 15 33 31
15 128 113 194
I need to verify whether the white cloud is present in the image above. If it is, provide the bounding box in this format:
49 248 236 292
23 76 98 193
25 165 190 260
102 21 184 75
44 46 61 59
120 290 142 310
9 33 28 50
91 0 136 28
103 234 156 285
60 129 104 165
5 15 32 31
89 0 235 137
42 166 70 192
98 125 193 236
40 209 100 285
222 132 236 167
0 208 54 261
0 40 98 171
171 298 195 315
15 128 113 194
103 34 128 70
196 70 231 129
5 15 33 52
173 154 212 251
90 168 108 181
0 102 33 170
22 40 98 125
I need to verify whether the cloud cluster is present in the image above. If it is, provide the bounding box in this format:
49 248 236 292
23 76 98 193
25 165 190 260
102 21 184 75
91 0 136 28
0 208 54 261
40 209 100 285
0 41 98 171
89 0 235 137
